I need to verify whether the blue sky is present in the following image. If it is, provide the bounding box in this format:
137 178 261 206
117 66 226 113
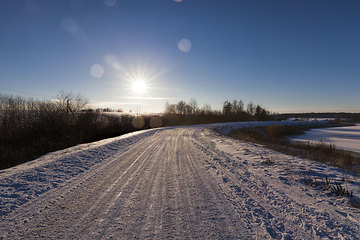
1 0 360 113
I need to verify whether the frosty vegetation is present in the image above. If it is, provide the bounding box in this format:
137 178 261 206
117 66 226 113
163 99 273 126
0 93 273 170
0 92 137 169
229 124 360 174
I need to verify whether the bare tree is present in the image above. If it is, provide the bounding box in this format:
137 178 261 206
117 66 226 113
202 104 212 114
238 100 244 112
56 91 88 114
176 101 187 115
247 101 255 115
165 101 176 114
189 98 198 115
222 100 232 115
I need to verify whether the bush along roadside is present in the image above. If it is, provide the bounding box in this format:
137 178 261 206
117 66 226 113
0 93 160 170
306 175 353 197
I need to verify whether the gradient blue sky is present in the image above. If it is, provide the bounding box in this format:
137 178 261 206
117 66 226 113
1 0 360 113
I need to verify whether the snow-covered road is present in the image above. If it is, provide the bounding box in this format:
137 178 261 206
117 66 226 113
1 124 360 239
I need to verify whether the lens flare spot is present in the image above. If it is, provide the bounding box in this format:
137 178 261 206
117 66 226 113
104 0 117 7
178 38 192 53
150 117 162 128
90 64 104 78
132 117 145 129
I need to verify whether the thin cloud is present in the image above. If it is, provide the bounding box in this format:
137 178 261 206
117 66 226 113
89 101 150 106
117 96 178 100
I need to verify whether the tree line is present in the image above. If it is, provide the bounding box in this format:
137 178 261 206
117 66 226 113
2 91 357 171
0 93 273 170
162 99 273 126
0 92 139 169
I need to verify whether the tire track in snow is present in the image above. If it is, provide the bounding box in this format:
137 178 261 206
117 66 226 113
92 136 167 239
183 130 253 239
193 128 360 239
71 133 164 235
0 131 164 239
1 126 359 239
67 133 167 238
139 128 186 239
193 129 313 239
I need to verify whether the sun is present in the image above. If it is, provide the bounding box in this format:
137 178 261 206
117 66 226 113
131 78 148 95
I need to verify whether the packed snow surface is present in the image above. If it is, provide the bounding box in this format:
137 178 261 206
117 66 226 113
1 121 359 239
290 124 360 153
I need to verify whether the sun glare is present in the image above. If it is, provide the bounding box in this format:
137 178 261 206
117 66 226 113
131 78 147 95
105 54 166 101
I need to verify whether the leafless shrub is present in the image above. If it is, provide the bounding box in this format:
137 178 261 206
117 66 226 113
0 92 140 170
309 176 353 197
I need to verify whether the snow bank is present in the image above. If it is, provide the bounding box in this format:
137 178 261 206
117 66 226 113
0 128 159 216
0 120 334 216
195 128 360 239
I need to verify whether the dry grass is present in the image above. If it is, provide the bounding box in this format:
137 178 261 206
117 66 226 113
307 175 353 197
229 124 360 174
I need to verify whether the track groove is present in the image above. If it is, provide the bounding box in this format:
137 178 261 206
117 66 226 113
2 127 359 239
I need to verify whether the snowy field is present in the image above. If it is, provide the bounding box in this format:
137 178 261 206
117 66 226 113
0 121 359 239
290 124 360 154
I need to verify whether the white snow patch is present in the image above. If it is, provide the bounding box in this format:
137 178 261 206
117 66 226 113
0 128 158 215
194 127 360 239
290 124 360 153
0 121 359 239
